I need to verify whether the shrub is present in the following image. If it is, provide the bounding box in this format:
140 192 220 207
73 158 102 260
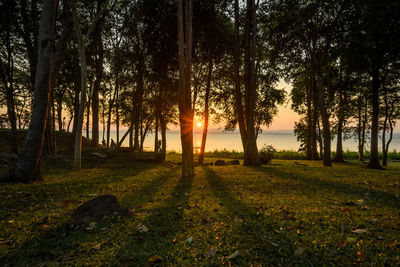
259 145 276 164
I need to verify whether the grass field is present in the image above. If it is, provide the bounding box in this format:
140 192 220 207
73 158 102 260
0 151 399 265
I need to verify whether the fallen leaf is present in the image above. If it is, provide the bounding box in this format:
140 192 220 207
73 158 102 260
228 251 240 260
137 224 149 233
85 222 97 231
352 229 367 234
40 224 50 231
294 247 305 256
204 247 218 259
92 243 101 250
186 236 193 243
148 255 162 264
271 241 279 247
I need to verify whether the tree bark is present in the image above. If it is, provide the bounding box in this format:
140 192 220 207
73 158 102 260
233 0 247 155
198 58 213 165
73 9 88 170
177 0 194 177
91 0 105 147
333 90 344 162
243 0 259 166
368 69 383 169
3 0 58 183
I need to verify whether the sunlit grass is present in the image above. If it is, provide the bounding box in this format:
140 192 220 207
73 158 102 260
0 153 399 265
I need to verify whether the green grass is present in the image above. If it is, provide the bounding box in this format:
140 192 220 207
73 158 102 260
1 152 400 265
201 149 400 161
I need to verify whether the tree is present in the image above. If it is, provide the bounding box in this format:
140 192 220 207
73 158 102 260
177 0 194 177
3 0 61 183
72 1 107 170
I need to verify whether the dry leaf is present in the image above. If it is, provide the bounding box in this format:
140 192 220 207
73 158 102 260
148 255 162 263
352 229 367 234
92 243 101 250
137 224 149 233
228 251 240 260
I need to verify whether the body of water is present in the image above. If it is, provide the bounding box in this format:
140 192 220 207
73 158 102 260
100 130 400 152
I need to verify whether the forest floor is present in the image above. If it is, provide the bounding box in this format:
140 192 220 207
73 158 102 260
0 151 399 266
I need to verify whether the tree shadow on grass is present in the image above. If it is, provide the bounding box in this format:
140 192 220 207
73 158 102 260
0 162 157 213
111 174 194 265
203 167 300 265
254 166 400 209
0 167 178 266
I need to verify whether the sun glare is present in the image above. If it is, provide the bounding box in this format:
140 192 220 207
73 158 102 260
197 122 202 128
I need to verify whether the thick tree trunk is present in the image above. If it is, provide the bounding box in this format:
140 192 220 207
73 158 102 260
198 58 213 165
368 69 383 169
177 0 194 177
233 0 247 154
4 0 58 183
243 0 259 166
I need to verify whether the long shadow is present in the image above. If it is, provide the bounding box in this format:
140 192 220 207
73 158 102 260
254 166 400 209
203 167 298 265
0 160 157 214
111 174 194 265
0 167 177 266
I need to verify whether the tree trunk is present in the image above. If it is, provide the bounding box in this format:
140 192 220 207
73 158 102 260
177 0 194 177
115 75 119 145
73 9 88 170
160 113 167 161
233 0 247 154
368 69 383 169
318 88 332 166
91 0 104 148
243 0 259 166
333 91 344 162
5 83 18 154
198 58 213 165
154 97 159 152
4 0 58 183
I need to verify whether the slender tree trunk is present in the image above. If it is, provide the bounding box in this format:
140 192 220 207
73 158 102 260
73 10 88 170
177 0 194 177
56 95 63 131
0 8 19 154
334 91 344 162
383 109 394 166
198 58 213 165
5 84 18 154
160 113 167 161
306 82 313 160
243 0 259 166
154 106 159 152
91 0 104 147
115 75 119 145
4 0 58 183
368 69 382 169
318 89 332 166
107 89 115 147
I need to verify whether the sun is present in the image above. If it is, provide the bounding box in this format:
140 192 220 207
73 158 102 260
197 122 202 128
